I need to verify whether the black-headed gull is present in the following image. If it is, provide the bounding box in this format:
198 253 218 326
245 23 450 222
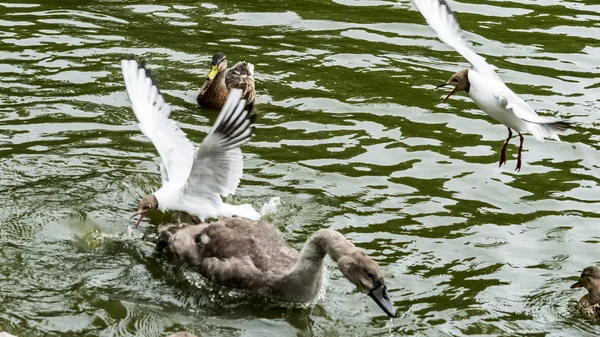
121 59 260 228
413 0 570 171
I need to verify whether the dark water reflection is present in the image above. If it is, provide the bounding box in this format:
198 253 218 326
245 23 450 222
1 0 600 336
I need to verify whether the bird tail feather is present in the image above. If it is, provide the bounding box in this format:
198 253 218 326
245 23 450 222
221 203 260 220
527 120 571 142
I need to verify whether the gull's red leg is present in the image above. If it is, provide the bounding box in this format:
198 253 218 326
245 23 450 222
516 132 524 171
499 128 513 167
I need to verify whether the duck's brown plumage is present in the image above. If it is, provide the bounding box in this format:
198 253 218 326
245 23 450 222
156 217 396 316
577 296 600 318
197 53 255 110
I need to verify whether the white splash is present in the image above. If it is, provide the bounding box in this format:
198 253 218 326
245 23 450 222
260 197 281 217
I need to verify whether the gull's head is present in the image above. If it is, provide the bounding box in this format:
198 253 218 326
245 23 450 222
206 52 227 80
436 69 470 102
130 194 158 228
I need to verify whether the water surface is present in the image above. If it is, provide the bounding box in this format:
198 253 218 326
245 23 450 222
1 0 600 336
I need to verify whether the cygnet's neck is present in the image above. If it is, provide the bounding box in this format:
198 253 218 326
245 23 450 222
278 229 356 301
298 229 355 263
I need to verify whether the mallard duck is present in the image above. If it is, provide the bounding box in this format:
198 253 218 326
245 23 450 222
571 266 600 318
156 217 397 317
197 52 256 110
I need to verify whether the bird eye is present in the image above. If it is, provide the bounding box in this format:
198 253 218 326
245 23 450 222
454 78 460 82
144 204 151 210
366 272 375 279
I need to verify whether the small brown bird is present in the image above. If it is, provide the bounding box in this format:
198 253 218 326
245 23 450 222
571 266 600 318
197 52 255 110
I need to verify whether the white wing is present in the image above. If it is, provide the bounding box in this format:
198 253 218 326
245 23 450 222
121 59 194 187
494 91 569 140
413 0 503 82
184 88 256 199
494 91 550 124
159 161 169 185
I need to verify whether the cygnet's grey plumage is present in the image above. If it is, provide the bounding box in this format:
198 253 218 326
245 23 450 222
157 217 396 317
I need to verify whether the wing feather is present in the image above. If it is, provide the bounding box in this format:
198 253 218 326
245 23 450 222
494 91 570 140
185 89 256 198
413 0 503 82
494 91 558 124
121 58 194 187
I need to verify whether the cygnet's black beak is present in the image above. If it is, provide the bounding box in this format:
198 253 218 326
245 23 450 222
368 284 397 318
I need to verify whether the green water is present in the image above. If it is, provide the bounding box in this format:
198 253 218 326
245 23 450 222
1 0 599 336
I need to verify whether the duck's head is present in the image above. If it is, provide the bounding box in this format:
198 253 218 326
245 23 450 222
130 194 158 228
571 266 600 293
436 69 470 102
206 52 228 80
337 250 397 318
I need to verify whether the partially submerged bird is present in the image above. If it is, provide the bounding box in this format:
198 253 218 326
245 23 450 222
197 52 256 110
121 59 260 228
413 0 570 171
156 217 397 318
571 266 600 318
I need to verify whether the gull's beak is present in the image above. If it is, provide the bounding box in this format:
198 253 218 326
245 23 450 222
443 86 458 102
129 211 145 228
206 65 219 80
570 280 583 289
368 284 397 318
435 82 458 102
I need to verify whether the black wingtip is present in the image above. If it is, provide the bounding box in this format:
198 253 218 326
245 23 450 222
550 121 571 132
248 112 258 125
128 58 161 93
438 0 454 14
120 55 161 91
211 96 258 149
244 101 258 126
244 101 254 115
122 54 136 61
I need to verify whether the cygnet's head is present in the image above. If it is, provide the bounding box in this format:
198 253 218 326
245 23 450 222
337 250 396 317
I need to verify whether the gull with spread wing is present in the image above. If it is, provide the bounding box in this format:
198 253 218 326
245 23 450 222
121 59 260 228
413 0 570 171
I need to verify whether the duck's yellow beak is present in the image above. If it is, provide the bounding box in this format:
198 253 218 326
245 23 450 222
206 65 219 80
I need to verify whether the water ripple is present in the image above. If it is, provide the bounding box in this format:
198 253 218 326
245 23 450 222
0 0 600 336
